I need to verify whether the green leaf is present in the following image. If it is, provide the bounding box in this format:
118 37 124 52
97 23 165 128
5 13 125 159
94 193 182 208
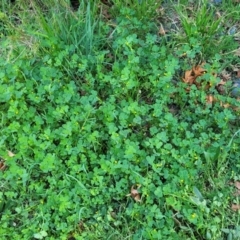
193 186 204 200
33 231 47 239
154 187 163 198
39 153 56 173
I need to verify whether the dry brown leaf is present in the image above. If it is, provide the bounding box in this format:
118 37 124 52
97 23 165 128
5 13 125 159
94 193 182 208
220 70 231 81
205 95 232 108
159 23 166 35
230 181 240 196
220 102 231 108
126 185 141 202
231 204 240 211
230 182 240 211
0 160 6 171
183 63 206 84
237 70 240 78
193 64 206 77
206 95 215 105
219 80 226 85
215 79 227 95
234 181 240 189
220 101 240 111
235 190 240 196
205 95 237 109
183 69 196 84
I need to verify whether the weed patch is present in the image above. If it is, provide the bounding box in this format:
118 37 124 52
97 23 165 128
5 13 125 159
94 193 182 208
0 0 240 239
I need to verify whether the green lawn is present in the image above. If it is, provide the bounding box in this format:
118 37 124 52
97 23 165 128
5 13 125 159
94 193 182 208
0 0 240 239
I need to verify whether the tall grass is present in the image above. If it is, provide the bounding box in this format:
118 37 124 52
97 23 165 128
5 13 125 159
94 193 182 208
31 0 101 55
175 1 238 59
0 0 103 59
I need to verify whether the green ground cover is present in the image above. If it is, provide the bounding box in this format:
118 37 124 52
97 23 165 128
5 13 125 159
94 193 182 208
0 0 240 239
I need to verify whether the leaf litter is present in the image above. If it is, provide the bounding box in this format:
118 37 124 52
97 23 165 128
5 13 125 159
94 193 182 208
230 181 240 211
183 63 240 110
126 185 142 202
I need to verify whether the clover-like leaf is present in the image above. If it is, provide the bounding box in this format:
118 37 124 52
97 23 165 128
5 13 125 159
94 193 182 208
33 230 48 239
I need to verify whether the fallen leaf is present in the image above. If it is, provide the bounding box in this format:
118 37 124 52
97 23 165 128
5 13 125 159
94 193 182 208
218 79 227 85
234 181 240 189
231 204 240 211
183 63 206 85
237 70 240 78
193 64 206 77
7 150 15 157
230 181 240 196
215 79 227 95
220 102 231 108
183 69 196 84
0 160 6 171
159 23 166 35
126 185 141 202
220 70 231 81
235 190 240 196
206 95 216 105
